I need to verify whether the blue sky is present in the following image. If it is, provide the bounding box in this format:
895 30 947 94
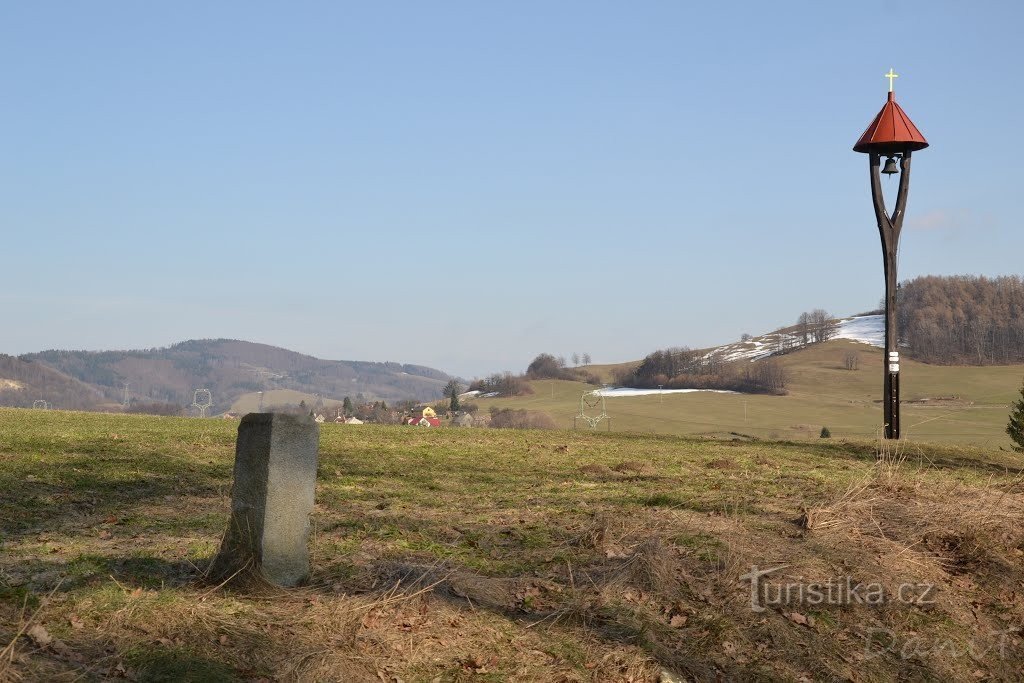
2 1 1022 378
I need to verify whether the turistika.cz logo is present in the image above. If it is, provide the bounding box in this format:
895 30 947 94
740 565 936 613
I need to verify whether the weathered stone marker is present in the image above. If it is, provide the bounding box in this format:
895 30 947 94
209 412 319 587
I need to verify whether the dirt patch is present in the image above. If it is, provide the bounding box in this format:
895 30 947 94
922 531 994 576
705 458 739 470
906 395 973 407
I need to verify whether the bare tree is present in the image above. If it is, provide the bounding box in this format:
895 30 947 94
582 353 592 366
814 309 840 342
799 309 838 344
749 359 788 393
843 351 860 371
797 313 811 345
571 352 580 366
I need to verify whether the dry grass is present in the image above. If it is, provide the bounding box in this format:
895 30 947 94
3 409 1024 681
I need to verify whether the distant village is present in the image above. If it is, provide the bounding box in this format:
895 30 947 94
221 394 492 428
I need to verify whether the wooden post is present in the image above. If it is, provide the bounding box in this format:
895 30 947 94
869 151 912 439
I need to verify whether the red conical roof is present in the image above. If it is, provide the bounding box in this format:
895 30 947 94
853 92 928 154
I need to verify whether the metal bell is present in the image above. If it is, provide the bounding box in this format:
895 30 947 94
882 157 899 175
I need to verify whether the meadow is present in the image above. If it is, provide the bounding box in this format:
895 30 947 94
480 340 1024 448
2 409 1023 681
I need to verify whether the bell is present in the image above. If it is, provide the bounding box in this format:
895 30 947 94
882 157 899 175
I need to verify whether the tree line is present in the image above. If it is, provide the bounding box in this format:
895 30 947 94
613 348 788 395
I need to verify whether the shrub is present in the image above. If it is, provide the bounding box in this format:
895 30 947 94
526 353 562 379
820 426 831 439
526 353 575 380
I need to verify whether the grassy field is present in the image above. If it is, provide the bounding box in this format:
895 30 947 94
2 409 1024 681
482 340 1023 448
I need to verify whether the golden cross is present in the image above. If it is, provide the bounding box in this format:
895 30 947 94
885 68 899 92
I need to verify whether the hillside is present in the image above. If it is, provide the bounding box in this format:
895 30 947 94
476 318 1022 447
576 315 886 385
0 355 110 411
13 340 451 412
2 411 1023 681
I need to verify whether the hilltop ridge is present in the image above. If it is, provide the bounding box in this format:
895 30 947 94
4 339 452 412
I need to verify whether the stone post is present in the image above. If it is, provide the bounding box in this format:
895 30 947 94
209 412 319 587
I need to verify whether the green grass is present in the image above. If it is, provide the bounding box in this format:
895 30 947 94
2 409 1023 681
485 339 1023 447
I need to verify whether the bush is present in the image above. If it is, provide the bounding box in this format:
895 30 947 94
526 353 573 380
526 353 561 379
820 426 831 439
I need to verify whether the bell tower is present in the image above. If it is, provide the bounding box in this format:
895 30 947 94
853 69 929 440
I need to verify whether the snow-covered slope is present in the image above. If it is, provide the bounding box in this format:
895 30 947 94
833 315 884 347
700 315 885 364
579 316 885 398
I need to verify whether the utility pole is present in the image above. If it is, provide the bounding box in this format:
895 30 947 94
853 69 929 439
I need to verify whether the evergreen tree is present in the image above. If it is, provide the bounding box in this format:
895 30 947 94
1007 379 1024 452
343 396 354 416
443 379 462 412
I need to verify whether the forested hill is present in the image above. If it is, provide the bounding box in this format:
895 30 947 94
0 355 106 410
898 275 1024 364
12 339 451 411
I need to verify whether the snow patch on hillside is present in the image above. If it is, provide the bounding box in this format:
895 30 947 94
833 315 884 347
701 315 886 364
